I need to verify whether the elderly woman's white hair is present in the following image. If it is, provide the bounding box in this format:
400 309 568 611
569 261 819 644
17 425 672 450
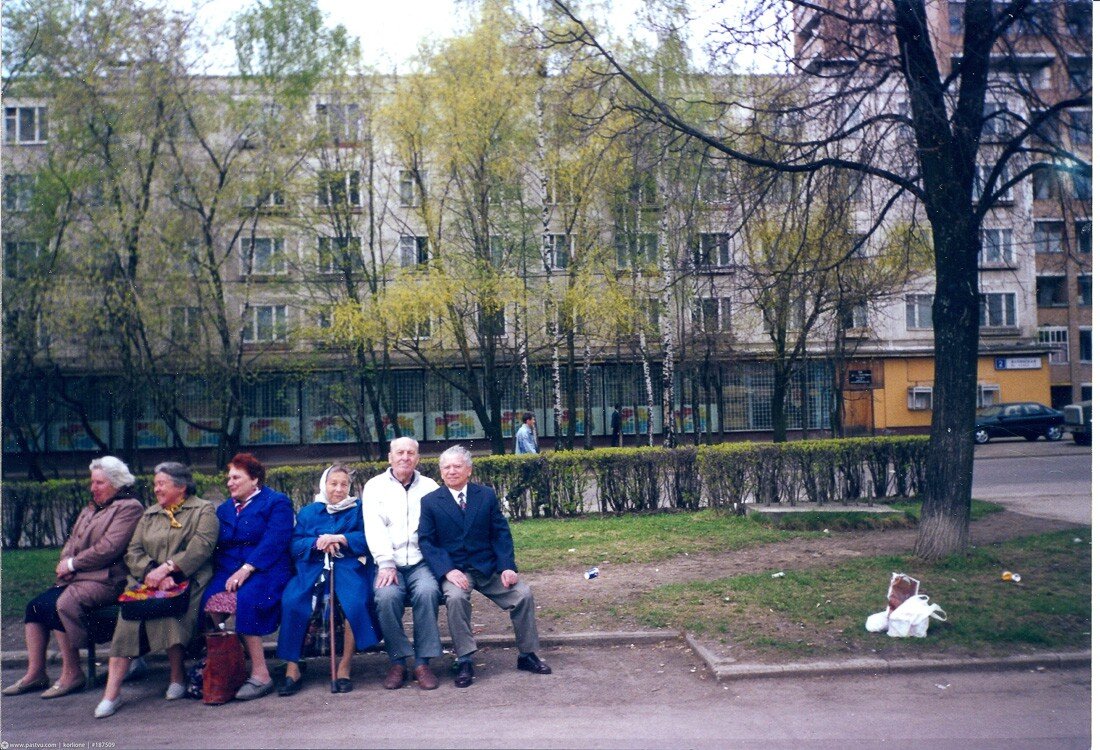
88 456 136 489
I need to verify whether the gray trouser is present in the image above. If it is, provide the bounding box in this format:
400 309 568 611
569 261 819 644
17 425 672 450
373 561 443 661
442 570 539 659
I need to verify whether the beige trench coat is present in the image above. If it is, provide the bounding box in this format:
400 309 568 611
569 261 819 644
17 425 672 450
110 496 218 657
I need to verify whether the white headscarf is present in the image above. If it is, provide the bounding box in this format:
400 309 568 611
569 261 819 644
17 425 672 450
315 465 359 515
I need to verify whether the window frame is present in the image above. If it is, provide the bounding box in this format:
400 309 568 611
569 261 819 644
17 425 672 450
905 293 934 330
978 291 1017 328
4 106 47 144
242 304 289 343
240 237 288 276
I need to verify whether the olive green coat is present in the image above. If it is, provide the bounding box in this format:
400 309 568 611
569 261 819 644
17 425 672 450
110 496 219 657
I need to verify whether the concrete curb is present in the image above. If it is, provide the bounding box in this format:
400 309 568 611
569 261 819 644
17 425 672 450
683 631 1091 681
1 630 681 670
6 631 1087 683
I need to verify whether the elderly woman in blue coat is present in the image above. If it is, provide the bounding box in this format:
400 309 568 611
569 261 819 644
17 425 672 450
202 452 294 701
275 464 380 696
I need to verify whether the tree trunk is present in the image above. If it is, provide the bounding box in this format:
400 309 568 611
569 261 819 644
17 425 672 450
915 216 981 559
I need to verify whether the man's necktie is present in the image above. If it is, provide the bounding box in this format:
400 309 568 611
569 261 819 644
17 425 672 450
458 491 466 511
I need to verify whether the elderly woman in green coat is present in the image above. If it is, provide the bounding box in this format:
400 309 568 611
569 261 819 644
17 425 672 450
94 462 219 719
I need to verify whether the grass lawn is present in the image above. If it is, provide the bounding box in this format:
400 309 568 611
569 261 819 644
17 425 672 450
630 528 1091 658
2 547 60 619
510 508 811 572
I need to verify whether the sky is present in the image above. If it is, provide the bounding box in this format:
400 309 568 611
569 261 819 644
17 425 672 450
175 0 766 73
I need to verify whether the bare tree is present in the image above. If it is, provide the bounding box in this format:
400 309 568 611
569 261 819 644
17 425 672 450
547 0 1090 558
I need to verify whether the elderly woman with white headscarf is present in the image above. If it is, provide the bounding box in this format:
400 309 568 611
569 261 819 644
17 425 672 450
274 464 380 696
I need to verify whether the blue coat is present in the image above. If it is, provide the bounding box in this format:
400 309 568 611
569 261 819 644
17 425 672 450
275 500 380 662
203 486 294 636
418 483 517 580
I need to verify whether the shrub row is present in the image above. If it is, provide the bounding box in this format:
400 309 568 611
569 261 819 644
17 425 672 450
1 436 927 547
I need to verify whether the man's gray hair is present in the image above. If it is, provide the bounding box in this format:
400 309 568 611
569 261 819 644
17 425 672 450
439 444 473 468
389 436 420 453
89 456 136 489
154 461 197 496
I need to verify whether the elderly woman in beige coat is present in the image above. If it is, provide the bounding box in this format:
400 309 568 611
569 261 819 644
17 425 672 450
2 456 143 700
94 462 218 719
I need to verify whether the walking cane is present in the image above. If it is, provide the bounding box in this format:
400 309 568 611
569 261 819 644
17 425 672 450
325 551 338 693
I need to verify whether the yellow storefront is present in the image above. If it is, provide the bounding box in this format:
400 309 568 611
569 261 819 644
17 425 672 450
840 354 1053 433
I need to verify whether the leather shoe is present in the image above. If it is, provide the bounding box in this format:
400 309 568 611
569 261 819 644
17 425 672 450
41 676 86 699
382 664 407 690
334 677 353 693
516 653 552 675
277 675 303 697
453 661 474 688
413 664 438 690
2 675 50 696
235 677 273 701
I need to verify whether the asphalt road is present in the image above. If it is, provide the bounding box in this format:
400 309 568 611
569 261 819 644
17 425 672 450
0 643 1090 749
971 438 1092 524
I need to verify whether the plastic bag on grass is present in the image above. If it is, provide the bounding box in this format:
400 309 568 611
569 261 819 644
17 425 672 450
886 594 946 638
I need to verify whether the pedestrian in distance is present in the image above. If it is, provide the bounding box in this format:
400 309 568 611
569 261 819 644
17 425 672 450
514 412 538 454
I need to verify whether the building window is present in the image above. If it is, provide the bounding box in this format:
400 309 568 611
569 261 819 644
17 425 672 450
170 306 202 342
545 172 575 205
399 235 430 267
974 164 1012 203
4 106 47 144
981 100 1012 139
241 237 287 275
615 232 658 269
1077 275 1092 306
842 301 869 329
403 316 432 340
977 383 1001 407
1034 222 1064 254
318 171 360 207
1039 326 1069 365
694 297 733 333
318 236 362 274
1071 169 1091 200
907 385 933 411
4 240 40 278
905 294 933 329
1036 275 1068 307
980 227 1014 265
1077 221 1091 254
700 164 730 203
1080 327 1092 363
3 174 34 211
1032 166 1057 200
398 169 420 207
1065 2 1091 37
243 305 288 342
316 102 360 144
694 233 732 268
1069 110 1091 146
478 306 507 339
978 292 1016 327
546 234 571 270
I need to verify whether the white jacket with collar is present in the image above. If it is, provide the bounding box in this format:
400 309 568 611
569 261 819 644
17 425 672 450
362 468 440 569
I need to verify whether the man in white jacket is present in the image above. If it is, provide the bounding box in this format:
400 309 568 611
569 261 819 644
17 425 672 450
362 436 442 690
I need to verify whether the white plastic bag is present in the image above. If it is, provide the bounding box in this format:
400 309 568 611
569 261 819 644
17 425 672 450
886 594 946 638
865 609 889 633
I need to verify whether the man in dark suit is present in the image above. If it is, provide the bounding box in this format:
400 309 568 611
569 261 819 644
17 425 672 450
418 445 552 688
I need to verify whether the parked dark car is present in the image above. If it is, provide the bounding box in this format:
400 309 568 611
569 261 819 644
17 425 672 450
974 402 1064 444
1063 401 1091 446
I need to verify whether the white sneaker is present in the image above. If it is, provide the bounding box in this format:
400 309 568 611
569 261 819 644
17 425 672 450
165 682 187 700
94 696 123 718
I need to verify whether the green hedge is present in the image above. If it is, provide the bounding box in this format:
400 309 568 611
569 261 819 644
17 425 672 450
1 437 928 547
